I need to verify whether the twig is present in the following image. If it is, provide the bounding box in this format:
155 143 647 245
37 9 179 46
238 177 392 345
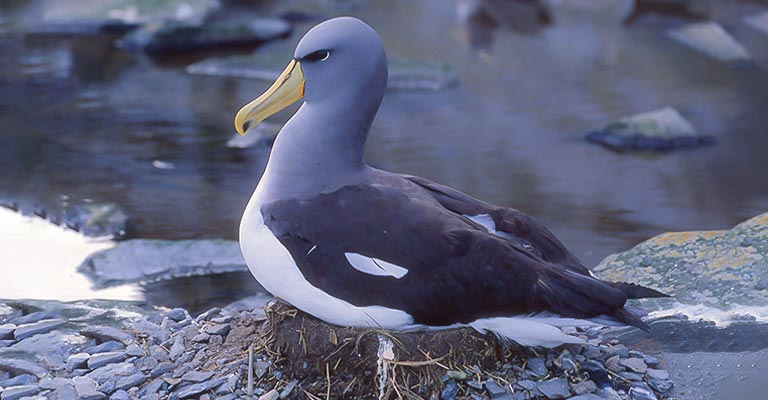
247 344 254 398
325 362 331 400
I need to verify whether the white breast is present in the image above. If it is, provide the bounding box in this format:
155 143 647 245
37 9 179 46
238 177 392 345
239 181 416 330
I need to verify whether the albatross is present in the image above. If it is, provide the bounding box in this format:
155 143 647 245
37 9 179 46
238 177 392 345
234 17 666 347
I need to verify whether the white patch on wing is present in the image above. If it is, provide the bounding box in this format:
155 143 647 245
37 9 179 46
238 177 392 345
467 316 594 347
466 213 496 232
344 253 409 279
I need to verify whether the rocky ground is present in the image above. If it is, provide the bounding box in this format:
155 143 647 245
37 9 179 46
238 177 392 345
0 300 675 400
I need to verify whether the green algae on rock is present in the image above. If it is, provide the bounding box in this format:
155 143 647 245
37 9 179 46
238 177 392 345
594 212 768 310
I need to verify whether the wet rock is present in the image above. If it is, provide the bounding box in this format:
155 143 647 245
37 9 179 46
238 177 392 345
0 373 37 387
594 212 768 311
0 358 47 378
117 18 290 54
572 379 597 395
9 310 57 326
72 376 106 400
668 21 751 65
526 357 547 377
181 370 213 382
584 107 711 151
166 308 187 322
87 352 127 369
80 326 134 345
62 203 129 239
32 0 219 35
82 341 125 354
0 385 41 400
13 319 66 340
173 376 226 399
79 239 246 288
187 53 457 92
536 377 571 399
745 12 768 36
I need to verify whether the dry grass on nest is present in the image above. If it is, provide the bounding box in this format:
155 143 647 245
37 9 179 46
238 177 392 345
247 301 537 399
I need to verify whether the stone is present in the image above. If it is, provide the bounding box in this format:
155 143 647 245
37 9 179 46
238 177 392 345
85 362 139 386
254 360 270 379
619 372 644 381
568 395 603 400
53 378 78 400
62 203 129 239
441 380 459 400
605 355 624 373
642 355 660 368
169 336 185 360
125 344 145 357
526 357 547 377
0 323 17 339
647 378 674 394
259 389 279 400
629 382 658 400
536 377 571 399
166 308 187 322
619 358 648 374
554 350 577 372
173 377 226 399
140 379 165 396
602 345 629 359
73 376 107 400
149 362 175 377
191 333 210 343
87 352 127 369
571 380 597 395
204 324 230 337
181 370 213 382
280 379 298 398
83 341 125 354
13 319 66 340
584 107 711 151
516 380 536 391
80 326 134 345
485 379 508 398
9 310 57 326
668 22 751 65
0 385 41 400
0 358 47 378
595 387 622 400
0 373 37 387
745 12 768 36
110 389 131 400
645 368 669 380
79 240 246 288
581 345 601 359
113 373 145 391
580 360 609 387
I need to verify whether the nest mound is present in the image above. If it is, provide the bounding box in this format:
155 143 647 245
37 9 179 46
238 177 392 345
256 302 529 399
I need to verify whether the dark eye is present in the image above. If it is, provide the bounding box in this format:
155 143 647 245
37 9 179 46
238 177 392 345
303 50 330 62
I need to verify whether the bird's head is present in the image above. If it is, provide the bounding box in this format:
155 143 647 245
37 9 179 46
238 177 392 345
234 17 387 135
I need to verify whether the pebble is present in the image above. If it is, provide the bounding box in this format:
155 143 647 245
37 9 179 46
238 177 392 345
169 336 185 360
485 378 508 398
571 380 597 395
602 345 629 359
53 378 78 400
259 389 280 400
86 363 139 387
80 326 134 345
580 361 609 387
619 358 648 374
204 323 231 336
0 358 48 378
166 308 187 322
110 389 131 400
605 355 624 373
645 369 669 381
67 353 90 372
195 308 221 323
0 384 41 400
629 382 658 400
536 377 571 399
149 362 175 377
9 310 56 325
516 379 536 391
441 380 459 400
83 341 125 355
13 319 66 340
569 395 603 400
73 376 107 400
642 355 660 368
173 376 226 399
139 379 164 397
647 378 674 394
125 344 145 357
0 373 38 386
181 370 214 382
113 372 145 392
88 352 127 369
620 372 644 381
191 333 210 343
280 379 298 398
0 323 16 339
526 357 547 377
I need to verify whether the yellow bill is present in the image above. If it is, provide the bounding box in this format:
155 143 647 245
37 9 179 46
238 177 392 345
234 59 305 135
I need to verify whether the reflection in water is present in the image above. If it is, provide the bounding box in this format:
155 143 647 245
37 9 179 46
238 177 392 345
455 0 550 54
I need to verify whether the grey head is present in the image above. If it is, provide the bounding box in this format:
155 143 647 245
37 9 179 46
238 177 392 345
234 17 389 201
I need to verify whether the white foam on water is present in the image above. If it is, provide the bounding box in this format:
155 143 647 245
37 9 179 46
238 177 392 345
0 207 142 301
650 302 768 326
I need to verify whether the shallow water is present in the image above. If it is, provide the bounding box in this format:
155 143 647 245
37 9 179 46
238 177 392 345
1 1 768 317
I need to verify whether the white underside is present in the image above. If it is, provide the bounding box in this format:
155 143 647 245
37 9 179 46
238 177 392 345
240 187 604 347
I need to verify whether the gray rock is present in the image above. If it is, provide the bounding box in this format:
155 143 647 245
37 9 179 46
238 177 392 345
85 362 139 386
125 344 145 357
209 335 223 346
584 107 710 151
645 369 669 380
259 389 280 400
113 372 145 392
745 12 768 36
169 336 185 360
0 323 17 339
629 382 658 400
80 326 134 345
647 378 673 394
53 378 78 400
87 352 127 369
79 240 246 288
73 376 107 400
254 360 269 379
554 350 577 372
67 353 91 372
619 358 648 374
526 357 547 377
643 355 660 368
0 385 40 400
181 370 213 382
166 308 187 322
0 373 37 387
602 345 629 359
149 362 175 377
441 380 459 400
485 379 508 398
581 345 601 359
62 203 129 239
536 377 571 399
83 340 125 354
203 324 230 336
139 378 165 396
595 387 622 400
173 377 227 399
571 380 597 395
569 395 603 400
515 380 536 391
191 333 210 343
668 21 751 65
13 319 66 340
580 361 609 387
0 358 47 378
9 310 58 325
605 355 624 373
619 372 644 381
110 389 131 400
280 379 298 399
